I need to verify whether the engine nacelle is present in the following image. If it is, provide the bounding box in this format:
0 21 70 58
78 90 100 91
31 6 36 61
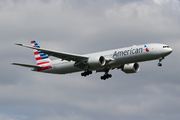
87 56 106 68
122 63 140 74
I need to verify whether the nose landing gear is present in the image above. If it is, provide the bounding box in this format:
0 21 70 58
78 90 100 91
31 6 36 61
158 57 164 67
158 63 162 67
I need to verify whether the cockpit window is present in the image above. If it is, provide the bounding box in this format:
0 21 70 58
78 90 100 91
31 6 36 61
163 46 169 48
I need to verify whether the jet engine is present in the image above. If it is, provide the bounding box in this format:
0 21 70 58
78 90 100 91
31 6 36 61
87 56 106 68
121 63 140 73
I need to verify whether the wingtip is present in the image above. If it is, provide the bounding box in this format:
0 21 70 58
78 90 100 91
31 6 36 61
11 63 17 65
15 43 23 46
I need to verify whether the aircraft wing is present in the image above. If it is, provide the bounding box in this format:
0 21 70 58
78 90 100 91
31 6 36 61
12 63 42 68
16 43 89 62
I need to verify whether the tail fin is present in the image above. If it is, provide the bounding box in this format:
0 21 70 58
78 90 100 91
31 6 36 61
31 40 51 66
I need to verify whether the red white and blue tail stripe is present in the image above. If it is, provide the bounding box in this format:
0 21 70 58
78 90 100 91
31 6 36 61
31 40 51 67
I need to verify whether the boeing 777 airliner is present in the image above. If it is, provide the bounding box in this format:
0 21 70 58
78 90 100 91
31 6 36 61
12 41 172 80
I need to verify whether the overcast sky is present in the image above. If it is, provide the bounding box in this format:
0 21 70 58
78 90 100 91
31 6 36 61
0 0 180 120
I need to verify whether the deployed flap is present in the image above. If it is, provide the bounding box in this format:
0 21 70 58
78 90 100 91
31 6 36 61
12 63 42 68
16 43 89 62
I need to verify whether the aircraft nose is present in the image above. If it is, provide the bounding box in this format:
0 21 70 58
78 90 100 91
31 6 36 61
169 48 173 54
163 47 173 56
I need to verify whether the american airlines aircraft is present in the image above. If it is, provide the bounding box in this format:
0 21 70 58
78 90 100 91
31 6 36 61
12 41 172 80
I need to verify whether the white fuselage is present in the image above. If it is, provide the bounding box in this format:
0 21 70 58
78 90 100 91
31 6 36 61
35 43 172 74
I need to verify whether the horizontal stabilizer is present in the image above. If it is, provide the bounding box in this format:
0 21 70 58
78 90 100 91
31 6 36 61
12 63 42 68
15 43 23 46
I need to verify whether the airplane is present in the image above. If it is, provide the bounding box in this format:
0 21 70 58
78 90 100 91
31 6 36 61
12 41 173 80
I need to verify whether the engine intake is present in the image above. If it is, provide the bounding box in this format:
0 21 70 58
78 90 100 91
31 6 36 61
88 56 106 69
122 63 140 74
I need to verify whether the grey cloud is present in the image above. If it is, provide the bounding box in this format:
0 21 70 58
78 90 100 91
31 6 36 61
0 0 180 120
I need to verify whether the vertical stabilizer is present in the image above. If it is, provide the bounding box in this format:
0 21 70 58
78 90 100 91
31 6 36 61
31 40 51 66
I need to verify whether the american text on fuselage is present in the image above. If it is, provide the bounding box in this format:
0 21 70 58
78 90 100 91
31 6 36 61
113 47 143 57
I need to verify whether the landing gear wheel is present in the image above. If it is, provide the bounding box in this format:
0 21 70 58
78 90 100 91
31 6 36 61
81 70 92 77
100 74 112 80
100 76 106 80
81 73 86 77
158 63 162 67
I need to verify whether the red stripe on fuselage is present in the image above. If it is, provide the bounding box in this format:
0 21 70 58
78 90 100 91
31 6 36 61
37 65 52 71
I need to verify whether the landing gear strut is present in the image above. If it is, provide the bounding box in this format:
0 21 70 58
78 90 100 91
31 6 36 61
100 69 112 80
157 57 164 67
81 70 92 77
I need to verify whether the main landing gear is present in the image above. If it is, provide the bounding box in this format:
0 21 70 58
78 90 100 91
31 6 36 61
157 57 164 67
81 69 112 80
81 70 92 77
100 69 112 80
100 74 112 80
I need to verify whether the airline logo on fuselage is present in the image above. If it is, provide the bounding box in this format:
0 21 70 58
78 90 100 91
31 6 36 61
113 47 143 57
